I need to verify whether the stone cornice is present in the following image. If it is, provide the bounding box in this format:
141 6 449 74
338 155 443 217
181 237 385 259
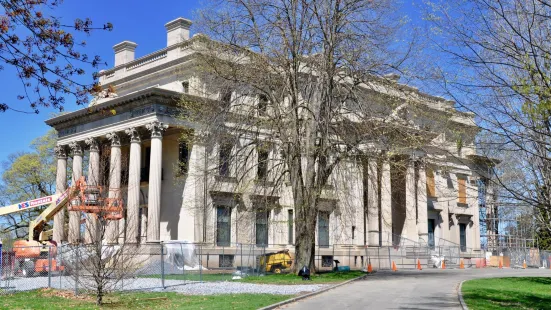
45 88 183 128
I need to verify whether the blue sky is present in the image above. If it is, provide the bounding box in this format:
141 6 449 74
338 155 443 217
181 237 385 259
0 0 202 169
0 0 426 171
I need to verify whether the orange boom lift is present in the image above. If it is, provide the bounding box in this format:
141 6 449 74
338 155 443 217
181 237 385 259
0 177 123 276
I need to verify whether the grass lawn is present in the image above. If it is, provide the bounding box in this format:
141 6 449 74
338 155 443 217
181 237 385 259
146 270 365 284
462 277 551 309
0 288 292 309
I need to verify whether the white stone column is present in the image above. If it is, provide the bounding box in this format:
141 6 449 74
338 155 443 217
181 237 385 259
84 137 100 243
380 160 392 246
145 121 168 242
367 158 379 246
417 161 428 243
68 142 83 243
53 145 68 244
405 161 418 241
125 128 141 243
106 133 121 244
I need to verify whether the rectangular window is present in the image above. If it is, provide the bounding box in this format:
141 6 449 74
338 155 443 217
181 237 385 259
459 223 467 252
216 206 231 246
318 211 330 248
182 81 190 94
288 210 294 245
426 168 436 197
178 141 190 175
257 147 269 180
352 226 356 240
219 143 232 177
258 94 268 116
458 176 467 204
219 255 234 268
256 210 269 246
321 256 333 267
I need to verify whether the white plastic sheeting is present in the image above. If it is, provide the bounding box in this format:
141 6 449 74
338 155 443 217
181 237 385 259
163 241 206 271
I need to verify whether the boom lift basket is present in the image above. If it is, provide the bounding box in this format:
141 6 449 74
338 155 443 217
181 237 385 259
67 177 124 220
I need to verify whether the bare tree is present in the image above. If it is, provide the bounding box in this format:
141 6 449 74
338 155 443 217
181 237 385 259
426 0 551 246
62 143 145 306
176 0 468 271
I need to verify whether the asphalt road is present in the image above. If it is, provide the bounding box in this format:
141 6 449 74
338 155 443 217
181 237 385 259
283 268 551 310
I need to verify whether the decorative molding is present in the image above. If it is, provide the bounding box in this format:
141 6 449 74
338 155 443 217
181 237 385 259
54 145 68 159
131 105 156 118
59 127 77 137
85 137 100 152
106 132 121 147
68 141 83 156
146 121 168 138
125 127 141 143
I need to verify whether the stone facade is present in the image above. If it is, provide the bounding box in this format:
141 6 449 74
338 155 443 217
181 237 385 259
47 18 493 260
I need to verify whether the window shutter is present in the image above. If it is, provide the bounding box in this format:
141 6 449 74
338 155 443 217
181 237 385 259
458 176 467 204
426 168 436 197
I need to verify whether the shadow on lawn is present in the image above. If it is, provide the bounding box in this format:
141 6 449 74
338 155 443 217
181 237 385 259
463 277 551 309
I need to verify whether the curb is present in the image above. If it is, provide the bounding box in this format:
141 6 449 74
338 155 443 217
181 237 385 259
258 272 372 310
457 280 468 310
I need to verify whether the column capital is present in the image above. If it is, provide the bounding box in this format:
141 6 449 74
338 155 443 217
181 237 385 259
125 127 141 143
145 121 168 138
54 145 68 159
68 141 84 156
85 137 100 152
106 132 121 147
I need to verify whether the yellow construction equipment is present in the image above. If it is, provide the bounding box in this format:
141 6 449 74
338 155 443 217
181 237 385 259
258 249 293 273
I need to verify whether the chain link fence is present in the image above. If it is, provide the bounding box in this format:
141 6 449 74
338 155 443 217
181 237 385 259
2 239 545 295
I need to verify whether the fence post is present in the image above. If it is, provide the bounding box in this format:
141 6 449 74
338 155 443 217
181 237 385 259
160 243 165 289
240 243 243 274
179 243 185 278
0 240 2 289
48 246 52 288
59 244 62 289
74 245 79 296
388 246 391 270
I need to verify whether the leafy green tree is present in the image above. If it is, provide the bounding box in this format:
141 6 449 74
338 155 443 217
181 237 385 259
0 129 57 238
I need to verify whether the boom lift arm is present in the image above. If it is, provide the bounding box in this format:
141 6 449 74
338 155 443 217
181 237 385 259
0 195 60 217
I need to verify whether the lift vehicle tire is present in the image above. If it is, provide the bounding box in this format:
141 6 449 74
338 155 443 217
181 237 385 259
271 264 283 274
22 261 35 277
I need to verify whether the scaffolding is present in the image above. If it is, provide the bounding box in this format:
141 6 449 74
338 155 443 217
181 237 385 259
478 178 539 266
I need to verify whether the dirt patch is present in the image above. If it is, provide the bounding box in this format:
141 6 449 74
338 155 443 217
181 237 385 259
38 288 95 302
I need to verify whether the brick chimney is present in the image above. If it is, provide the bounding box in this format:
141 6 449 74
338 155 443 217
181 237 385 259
165 17 192 46
113 41 138 67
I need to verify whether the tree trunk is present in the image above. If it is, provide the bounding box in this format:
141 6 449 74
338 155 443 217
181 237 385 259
293 196 318 273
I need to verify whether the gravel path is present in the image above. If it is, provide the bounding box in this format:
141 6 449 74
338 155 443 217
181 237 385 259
1 276 328 295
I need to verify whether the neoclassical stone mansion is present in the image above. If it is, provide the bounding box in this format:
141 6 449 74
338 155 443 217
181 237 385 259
47 17 494 265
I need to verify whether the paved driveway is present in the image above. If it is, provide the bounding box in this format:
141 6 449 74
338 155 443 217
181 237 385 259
283 268 551 310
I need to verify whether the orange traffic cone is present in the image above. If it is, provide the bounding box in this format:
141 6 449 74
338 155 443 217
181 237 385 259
523 260 527 269
499 259 503 269
392 261 397 271
441 260 446 269
367 262 373 273
417 259 422 270
459 259 464 269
